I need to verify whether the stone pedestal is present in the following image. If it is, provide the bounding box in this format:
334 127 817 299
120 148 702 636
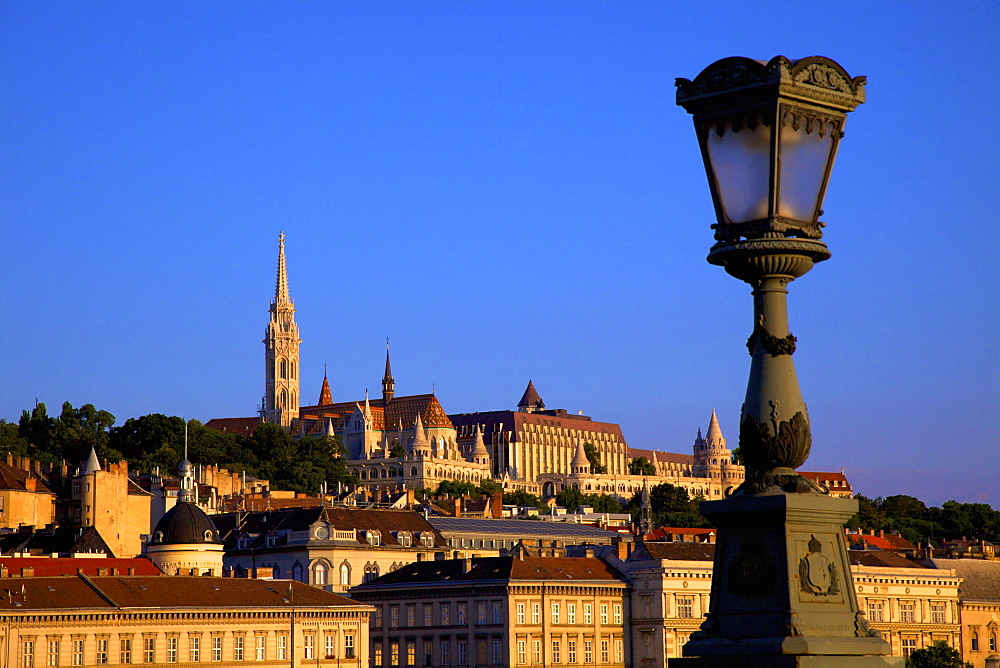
670 493 902 667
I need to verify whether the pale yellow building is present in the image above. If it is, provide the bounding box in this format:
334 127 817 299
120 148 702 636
352 554 630 668
931 558 1000 668
74 449 151 558
0 457 56 529
0 574 371 667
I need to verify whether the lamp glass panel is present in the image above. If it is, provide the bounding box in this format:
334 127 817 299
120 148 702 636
777 119 835 222
705 121 771 224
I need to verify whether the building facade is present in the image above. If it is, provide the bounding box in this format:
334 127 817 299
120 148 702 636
0 575 371 667
217 506 448 592
352 555 630 668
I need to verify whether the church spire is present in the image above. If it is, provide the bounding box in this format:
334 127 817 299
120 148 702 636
318 364 332 405
517 380 545 413
274 231 291 305
706 408 726 448
264 233 301 427
382 338 395 404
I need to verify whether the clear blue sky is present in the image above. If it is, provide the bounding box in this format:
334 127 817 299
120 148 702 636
2 2 997 507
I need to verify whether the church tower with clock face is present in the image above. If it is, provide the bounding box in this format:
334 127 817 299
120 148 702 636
263 232 301 427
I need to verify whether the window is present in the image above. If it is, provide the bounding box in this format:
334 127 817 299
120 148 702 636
22 640 34 668
367 530 381 546
423 640 433 665
256 636 265 661
532 603 541 624
312 562 328 586
441 640 450 666
601 640 609 663
276 635 287 661
94 637 108 664
478 602 488 625
678 597 694 619
492 639 502 664
493 601 503 624
339 562 350 586
517 603 526 624
551 602 561 624
931 602 946 624
991 633 997 652
613 604 622 624
47 640 59 667
398 531 412 547
234 635 245 661
867 600 884 623
568 603 577 624
403 604 415 628
325 635 334 660
902 637 916 657
552 640 561 663
374 645 383 668
190 637 201 663
390 606 399 628
406 641 415 666
585 640 593 663
424 604 434 627
643 632 653 658
167 637 177 663
615 639 623 663
532 640 542 664
441 603 451 626
457 603 467 625
568 640 577 663
303 636 313 660
972 633 980 652
212 636 222 662
600 604 609 625
584 603 593 624
457 641 467 666
120 638 132 664
517 640 526 664
73 639 85 666
143 638 154 663
899 601 915 623
345 634 355 659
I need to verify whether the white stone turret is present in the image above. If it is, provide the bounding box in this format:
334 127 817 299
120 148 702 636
469 424 490 466
571 440 590 475
412 413 430 458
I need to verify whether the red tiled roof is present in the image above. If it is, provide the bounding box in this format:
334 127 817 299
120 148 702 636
847 551 925 569
799 471 851 485
0 557 162 577
0 575 367 611
203 417 261 436
627 448 694 466
300 394 454 431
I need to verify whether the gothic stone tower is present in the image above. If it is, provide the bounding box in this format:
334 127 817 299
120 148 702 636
263 233 301 427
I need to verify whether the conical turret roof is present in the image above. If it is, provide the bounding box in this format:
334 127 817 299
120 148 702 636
706 409 726 448
318 370 332 406
412 413 429 452
571 440 590 472
471 424 490 460
83 446 101 475
517 380 545 411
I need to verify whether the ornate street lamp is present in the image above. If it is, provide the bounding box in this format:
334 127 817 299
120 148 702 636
673 57 900 666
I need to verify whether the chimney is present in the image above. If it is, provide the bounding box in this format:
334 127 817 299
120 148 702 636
454 498 462 518
24 478 37 492
20 568 34 577
5 453 12 466
491 492 503 519
461 558 472 574
585 549 595 559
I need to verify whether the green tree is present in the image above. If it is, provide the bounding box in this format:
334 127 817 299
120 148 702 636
504 490 543 509
389 443 406 458
583 442 607 474
556 486 585 511
629 483 709 529
0 420 31 457
436 479 479 497
478 479 503 495
730 447 744 465
905 641 971 668
880 495 927 519
628 457 656 476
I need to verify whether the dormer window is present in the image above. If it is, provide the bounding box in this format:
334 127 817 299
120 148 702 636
396 531 412 547
237 534 252 549
153 531 164 544
266 533 278 548
366 530 381 546
419 532 434 548
203 529 215 542
314 526 330 541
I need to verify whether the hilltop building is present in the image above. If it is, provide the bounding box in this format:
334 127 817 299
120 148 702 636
204 235 853 504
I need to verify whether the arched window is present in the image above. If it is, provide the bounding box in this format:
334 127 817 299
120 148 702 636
364 562 380 582
339 562 350 587
292 562 304 582
396 531 412 547
272 565 281 579
312 561 328 586
366 530 381 546
278 389 287 410
291 359 297 379
410 467 417 477
280 358 288 379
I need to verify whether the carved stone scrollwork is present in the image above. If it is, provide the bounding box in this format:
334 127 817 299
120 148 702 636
735 412 830 495
793 62 852 94
746 323 797 356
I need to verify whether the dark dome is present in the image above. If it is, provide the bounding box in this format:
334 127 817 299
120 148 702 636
150 502 220 545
